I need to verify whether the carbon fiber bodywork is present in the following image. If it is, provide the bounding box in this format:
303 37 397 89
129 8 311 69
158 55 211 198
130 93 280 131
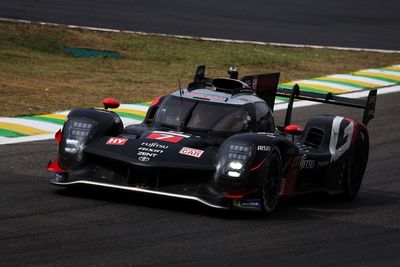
49 66 375 212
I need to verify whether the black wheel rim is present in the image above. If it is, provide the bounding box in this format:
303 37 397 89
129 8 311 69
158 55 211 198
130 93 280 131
263 152 281 211
349 138 368 194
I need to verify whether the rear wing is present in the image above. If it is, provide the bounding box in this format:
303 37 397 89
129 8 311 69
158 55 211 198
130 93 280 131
277 84 377 126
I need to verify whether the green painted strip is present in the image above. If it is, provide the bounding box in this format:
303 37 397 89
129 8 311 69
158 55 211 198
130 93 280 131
312 78 368 89
59 45 121 58
115 111 145 121
133 102 151 107
0 129 27 138
22 116 65 125
279 84 333 94
380 68 400 73
351 73 399 83
276 96 289 102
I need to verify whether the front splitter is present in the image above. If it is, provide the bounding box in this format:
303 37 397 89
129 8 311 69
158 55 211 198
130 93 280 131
51 180 229 210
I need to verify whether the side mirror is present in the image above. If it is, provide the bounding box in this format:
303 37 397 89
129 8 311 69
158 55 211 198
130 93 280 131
150 96 162 107
284 124 304 136
103 98 120 109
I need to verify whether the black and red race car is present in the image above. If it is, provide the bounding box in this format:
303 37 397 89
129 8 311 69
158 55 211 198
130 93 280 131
48 66 377 213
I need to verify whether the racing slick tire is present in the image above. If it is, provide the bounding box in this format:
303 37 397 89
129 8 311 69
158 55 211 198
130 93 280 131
261 147 282 213
341 130 369 200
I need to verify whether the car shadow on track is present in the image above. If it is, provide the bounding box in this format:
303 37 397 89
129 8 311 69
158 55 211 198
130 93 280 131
272 189 400 221
55 185 400 220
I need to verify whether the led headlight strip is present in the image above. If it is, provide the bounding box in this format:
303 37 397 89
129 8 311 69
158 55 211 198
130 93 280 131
225 144 252 178
64 119 95 154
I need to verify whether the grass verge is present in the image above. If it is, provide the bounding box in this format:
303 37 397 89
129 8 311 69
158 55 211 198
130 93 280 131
1 21 400 117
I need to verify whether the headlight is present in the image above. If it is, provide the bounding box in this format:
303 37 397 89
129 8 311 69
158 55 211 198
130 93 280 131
63 119 96 159
227 171 241 178
70 121 93 137
218 142 254 178
229 161 243 170
228 144 250 161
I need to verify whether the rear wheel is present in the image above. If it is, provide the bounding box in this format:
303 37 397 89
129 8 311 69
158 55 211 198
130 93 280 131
341 131 369 200
261 147 282 213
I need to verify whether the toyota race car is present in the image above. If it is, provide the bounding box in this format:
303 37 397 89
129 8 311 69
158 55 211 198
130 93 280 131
48 66 377 213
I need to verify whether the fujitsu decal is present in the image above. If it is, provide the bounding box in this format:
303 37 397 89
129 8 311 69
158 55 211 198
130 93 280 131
106 137 128 145
146 131 190 143
179 147 204 158
329 116 355 162
136 142 169 160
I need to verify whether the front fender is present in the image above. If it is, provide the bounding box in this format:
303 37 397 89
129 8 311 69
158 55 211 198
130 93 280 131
215 132 297 184
58 108 123 170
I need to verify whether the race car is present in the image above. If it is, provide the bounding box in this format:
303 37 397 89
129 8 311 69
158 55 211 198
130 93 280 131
48 65 377 213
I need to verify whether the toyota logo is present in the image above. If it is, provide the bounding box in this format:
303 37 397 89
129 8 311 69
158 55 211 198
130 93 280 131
138 156 150 162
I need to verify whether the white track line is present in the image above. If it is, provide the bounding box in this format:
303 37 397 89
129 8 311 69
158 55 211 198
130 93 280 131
0 117 61 132
120 118 143 126
360 69 400 77
1 17 400 54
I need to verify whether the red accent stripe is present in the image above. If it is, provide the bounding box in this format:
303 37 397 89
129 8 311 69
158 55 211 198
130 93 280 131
224 194 244 199
280 156 301 197
250 159 266 171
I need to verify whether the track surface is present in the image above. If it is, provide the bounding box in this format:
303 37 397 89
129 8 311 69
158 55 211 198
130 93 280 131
1 92 400 266
1 0 400 50
1 2 400 265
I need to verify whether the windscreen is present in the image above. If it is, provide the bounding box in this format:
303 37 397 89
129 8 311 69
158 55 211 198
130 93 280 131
154 97 196 128
154 97 249 133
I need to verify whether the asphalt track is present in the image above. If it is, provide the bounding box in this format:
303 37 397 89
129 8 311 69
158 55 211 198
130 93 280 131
1 92 400 266
1 0 400 50
1 1 400 266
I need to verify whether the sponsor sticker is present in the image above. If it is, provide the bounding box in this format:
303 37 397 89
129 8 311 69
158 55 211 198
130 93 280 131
137 142 169 159
188 92 227 101
238 199 261 208
137 151 159 158
146 131 189 143
141 142 168 149
106 137 128 145
179 147 204 158
257 145 271 151
300 154 315 169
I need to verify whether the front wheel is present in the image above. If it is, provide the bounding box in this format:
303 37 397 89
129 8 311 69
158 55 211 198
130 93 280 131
261 147 282 213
